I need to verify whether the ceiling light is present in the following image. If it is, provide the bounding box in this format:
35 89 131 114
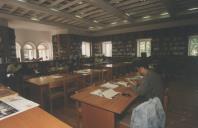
78 1 83 4
123 20 129 23
160 12 169 16
89 26 95 30
50 8 59 12
93 20 99 23
17 0 26 2
143 16 151 19
188 7 198 11
125 13 130 16
75 15 82 18
111 22 117 25
30 17 40 21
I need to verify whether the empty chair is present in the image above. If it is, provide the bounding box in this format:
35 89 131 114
48 80 66 113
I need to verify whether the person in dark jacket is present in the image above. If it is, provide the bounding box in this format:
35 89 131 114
132 60 164 102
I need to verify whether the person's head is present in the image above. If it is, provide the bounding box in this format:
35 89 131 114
135 60 149 76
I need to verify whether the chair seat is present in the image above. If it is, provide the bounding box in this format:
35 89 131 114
49 91 64 99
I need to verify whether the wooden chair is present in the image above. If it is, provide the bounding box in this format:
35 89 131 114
48 80 66 113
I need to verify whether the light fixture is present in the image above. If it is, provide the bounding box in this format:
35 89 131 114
75 15 82 18
50 8 59 12
160 12 169 16
30 17 40 21
123 20 129 23
89 26 95 30
78 1 83 4
93 20 99 23
17 0 26 2
143 15 151 19
125 13 130 16
188 7 198 11
111 22 117 25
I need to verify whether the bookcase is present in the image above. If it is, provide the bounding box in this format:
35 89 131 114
0 27 16 64
112 40 136 57
92 42 102 56
152 36 187 56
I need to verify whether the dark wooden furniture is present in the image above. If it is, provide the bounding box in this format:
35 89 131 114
25 73 80 108
48 80 66 113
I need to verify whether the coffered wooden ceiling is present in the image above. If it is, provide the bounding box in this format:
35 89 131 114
0 0 198 32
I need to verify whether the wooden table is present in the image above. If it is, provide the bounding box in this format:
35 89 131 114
26 73 80 108
74 69 110 83
71 85 138 128
0 107 72 128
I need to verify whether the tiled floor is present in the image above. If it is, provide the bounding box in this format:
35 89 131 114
52 77 198 128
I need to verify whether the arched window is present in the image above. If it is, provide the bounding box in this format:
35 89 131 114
37 43 50 61
16 42 21 62
23 42 36 61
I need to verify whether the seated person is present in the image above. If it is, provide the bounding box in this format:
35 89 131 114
131 60 164 102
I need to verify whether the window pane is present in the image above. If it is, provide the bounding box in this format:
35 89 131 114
82 41 91 57
102 41 112 57
189 36 198 56
137 39 151 57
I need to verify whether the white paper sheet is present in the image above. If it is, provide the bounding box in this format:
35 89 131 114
0 95 39 121
100 82 119 89
90 89 120 99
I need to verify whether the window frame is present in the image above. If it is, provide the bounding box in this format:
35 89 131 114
188 35 198 56
102 41 112 57
37 43 51 61
137 38 152 57
82 41 91 57
23 42 36 61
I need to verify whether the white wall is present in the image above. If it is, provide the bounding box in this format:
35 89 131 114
14 28 53 60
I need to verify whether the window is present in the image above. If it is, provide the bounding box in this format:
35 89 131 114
82 41 91 57
137 39 151 57
102 41 112 57
188 36 198 56
16 42 21 62
23 43 36 61
38 43 50 61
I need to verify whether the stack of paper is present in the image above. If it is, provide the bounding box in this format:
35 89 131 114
102 89 120 99
0 95 39 120
116 81 128 87
50 75 64 79
90 89 120 99
101 82 119 89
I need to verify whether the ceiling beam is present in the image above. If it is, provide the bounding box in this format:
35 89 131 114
160 0 177 17
83 0 133 21
58 0 82 10
38 0 48 4
0 11 88 31
1 0 102 26
9 6 18 13
49 0 65 7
